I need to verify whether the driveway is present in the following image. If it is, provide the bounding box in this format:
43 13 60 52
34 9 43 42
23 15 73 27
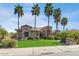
0 45 79 56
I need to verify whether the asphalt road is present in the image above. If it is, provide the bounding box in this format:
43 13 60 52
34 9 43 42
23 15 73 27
0 45 79 56
40 51 79 56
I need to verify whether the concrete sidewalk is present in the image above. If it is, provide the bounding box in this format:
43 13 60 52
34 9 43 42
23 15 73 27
0 45 79 56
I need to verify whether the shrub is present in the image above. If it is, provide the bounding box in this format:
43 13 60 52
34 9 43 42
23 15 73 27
53 33 61 40
10 39 16 48
48 36 54 40
1 39 11 48
67 30 79 38
27 37 33 40
58 30 79 44
0 26 8 42
40 36 53 40
0 27 8 39
40 37 47 39
76 39 79 44
1 36 16 48
0 43 2 48
59 32 68 43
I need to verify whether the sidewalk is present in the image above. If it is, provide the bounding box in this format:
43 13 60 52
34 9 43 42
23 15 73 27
0 45 79 56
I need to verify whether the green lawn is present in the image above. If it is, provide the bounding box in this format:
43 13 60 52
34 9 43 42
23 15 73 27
16 39 60 48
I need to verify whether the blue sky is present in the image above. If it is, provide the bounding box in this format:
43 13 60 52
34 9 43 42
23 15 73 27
0 3 79 32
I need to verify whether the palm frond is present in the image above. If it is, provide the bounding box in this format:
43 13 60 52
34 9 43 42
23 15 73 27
31 4 40 16
14 4 24 17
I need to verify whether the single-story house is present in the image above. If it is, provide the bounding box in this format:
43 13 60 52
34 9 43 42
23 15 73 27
15 25 52 39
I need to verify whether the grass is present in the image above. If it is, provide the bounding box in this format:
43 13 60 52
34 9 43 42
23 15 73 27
16 39 60 48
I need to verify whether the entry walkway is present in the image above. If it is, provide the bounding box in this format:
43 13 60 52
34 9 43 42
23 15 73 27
0 45 79 56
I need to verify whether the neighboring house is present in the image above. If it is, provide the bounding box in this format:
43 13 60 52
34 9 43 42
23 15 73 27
15 25 52 39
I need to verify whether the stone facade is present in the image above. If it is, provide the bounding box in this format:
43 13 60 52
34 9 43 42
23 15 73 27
16 25 52 39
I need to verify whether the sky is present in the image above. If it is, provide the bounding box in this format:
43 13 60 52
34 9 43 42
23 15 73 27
0 3 79 32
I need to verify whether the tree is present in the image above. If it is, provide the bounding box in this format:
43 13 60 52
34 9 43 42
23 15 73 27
61 17 68 31
44 3 53 36
14 5 24 39
53 8 61 32
31 4 40 39
0 26 8 42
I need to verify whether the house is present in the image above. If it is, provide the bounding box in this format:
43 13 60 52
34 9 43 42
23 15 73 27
16 25 52 39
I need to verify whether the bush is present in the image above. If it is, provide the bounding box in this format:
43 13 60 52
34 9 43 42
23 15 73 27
27 37 33 40
40 36 54 40
0 43 2 48
47 36 54 40
67 30 79 40
10 39 16 48
0 27 8 39
1 39 11 48
58 30 79 44
76 39 79 44
53 33 61 40
59 32 68 43
1 36 16 48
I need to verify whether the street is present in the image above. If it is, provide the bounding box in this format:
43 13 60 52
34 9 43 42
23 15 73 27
40 51 79 56
0 45 79 56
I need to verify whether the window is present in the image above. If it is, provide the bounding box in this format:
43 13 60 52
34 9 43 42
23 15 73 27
24 32 29 37
36 33 39 36
40 33 43 37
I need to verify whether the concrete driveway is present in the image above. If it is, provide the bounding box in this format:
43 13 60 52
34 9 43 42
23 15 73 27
0 45 79 56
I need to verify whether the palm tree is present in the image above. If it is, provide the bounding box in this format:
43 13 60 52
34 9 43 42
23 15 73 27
14 5 24 39
61 17 68 31
44 3 53 36
53 8 61 32
31 4 40 39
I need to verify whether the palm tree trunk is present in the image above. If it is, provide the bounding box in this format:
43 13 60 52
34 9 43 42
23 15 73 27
63 25 65 31
47 16 50 36
34 15 36 39
56 22 58 33
18 14 20 39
